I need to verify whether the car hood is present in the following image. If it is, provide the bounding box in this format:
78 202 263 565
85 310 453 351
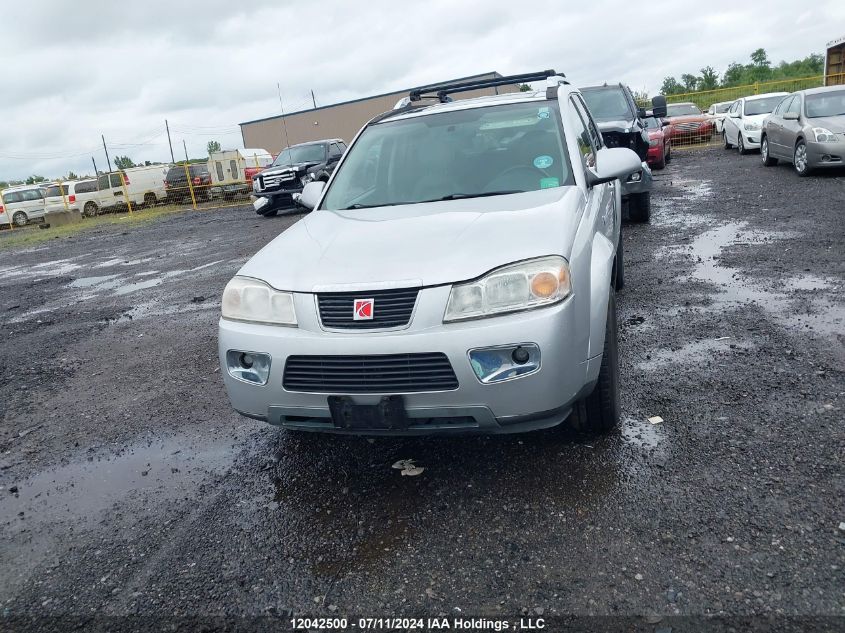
667 114 709 123
806 115 845 132
238 188 584 292
742 113 771 125
595 119 636 133
260 161 320 176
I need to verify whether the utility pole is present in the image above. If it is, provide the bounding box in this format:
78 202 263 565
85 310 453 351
311 89 317 109
183 139 189 163
277 82 291 150
91 157 99 177
102 135 112 173
165 119 175 163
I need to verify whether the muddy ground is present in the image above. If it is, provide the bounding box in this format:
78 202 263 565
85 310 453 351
0 148 843 631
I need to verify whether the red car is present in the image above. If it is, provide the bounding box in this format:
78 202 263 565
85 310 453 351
644 117 671 169
664 102 715 144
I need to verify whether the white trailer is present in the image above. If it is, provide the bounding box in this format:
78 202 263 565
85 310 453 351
208 148 273 196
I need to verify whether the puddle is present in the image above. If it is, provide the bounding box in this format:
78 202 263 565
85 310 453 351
68 274 119 288
679 222 843 339
0 427 252 527
621 417 663 449
637 338 752 371
94 257 155 268
652 177 715 228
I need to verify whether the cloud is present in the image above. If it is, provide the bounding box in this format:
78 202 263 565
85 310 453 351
1 0 842 179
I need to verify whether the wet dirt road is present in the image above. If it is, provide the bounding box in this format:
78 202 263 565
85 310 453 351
0 149 843 630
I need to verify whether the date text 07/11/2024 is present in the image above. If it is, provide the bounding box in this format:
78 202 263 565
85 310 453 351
289 617 546 630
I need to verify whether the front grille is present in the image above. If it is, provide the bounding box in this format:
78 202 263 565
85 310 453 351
258 170 297 191
317 287 419 330
675 122 701 132
283 353 459 393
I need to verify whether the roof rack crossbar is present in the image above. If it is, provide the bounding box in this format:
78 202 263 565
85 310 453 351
409 70 562 102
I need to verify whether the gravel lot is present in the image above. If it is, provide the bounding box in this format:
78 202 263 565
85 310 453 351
0 148 843 631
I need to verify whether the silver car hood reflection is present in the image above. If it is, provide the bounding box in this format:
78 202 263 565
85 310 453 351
238 187 584 292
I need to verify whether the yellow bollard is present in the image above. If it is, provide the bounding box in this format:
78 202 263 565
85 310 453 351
119 172 133 214
60 181 70 212
183 162 198 210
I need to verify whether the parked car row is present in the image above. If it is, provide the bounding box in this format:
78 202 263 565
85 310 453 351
718 85 845 176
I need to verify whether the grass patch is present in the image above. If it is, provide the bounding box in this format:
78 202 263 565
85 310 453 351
0 205 194 250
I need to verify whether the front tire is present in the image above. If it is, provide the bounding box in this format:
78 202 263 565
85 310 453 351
723 130 732 149
614 231 625 292
761 136 777 166
793 140 811 177
737 133 747 155
143 193 157 208
12 211 28 227
665 143 672 163
569 289 620 434
628 192 651 223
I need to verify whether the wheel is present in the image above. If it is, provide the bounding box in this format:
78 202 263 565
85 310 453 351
614 230 625 292
259 209 278 217
793 140 811 177
628 192 651 223
653 147 666 170
83 201 99 217
665 143 672 163
143 193 156 208
761 136 778 166
12 211 28 227
737 133 747 155
569 289 620 434
723 130 732 149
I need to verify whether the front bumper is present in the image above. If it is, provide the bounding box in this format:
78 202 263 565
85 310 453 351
646 145 663 165
218 288 599 435
252 188 303 213
620 161 653 197
806 139 845 169
741 128 762 148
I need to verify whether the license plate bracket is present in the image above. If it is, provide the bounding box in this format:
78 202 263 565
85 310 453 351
327 395 409 430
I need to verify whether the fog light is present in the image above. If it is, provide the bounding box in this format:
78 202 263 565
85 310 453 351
226 350 271 385
628 172 642 182
469 344 540 384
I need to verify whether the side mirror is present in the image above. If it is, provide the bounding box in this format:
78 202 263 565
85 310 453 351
586 147 643 187
651 95 667 119
661 120 671 127
783 111 799 121
297 181 325 210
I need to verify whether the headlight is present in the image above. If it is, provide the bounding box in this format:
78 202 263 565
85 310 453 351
443 256 571 323
300 172 317 187
648 139 659 147
744 121 761 131
221 276 297 326
812 127 838 143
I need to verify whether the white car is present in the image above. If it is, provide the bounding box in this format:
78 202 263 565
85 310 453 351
707 100 734 133
44 180 99 216
722 92 788 154
0 184 47 227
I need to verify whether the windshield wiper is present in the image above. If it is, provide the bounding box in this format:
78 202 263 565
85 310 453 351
422 190 524 203
341 202 401 210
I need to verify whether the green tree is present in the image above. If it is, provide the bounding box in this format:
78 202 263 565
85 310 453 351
207 140 222 155
518 83 532 92
660 76 683 95
114 156 135 169
722 62 746 86
681 73 699 91
699 66 719 90
66 171 78 180
25 175 47 185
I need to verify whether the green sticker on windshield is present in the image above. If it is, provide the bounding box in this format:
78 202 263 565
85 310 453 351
540 177 559 189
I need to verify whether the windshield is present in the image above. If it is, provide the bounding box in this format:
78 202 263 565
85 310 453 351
580 87 633 122
272 144 325 167
667 103 701 117
744 96 785 116
713 103 731 114
805 90 845 118
321 101 573 211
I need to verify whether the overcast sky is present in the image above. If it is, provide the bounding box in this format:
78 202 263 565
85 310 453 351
2 1 842 180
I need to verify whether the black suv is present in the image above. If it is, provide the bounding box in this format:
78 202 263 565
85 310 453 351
580 84 666 222
165 164 212 202
252 139 346 216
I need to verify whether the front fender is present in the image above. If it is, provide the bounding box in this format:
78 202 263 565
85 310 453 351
587 232 614 359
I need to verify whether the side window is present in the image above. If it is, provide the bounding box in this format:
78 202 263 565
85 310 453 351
574 95 603 150
23 189 44 201
569 98 596 171
216 161 224 180
786 96 801 116
6 192 22 204
76 181 95 194
329 143 342 158
230 159 239 179
110 173 124 188
337 142 347 152
98 174 109 190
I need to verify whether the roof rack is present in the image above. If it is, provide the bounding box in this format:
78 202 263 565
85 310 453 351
409 70 563 103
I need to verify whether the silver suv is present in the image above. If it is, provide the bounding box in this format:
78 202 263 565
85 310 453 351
218 70 643 435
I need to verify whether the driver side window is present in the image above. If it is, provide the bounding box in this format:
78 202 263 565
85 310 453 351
569 98 596 171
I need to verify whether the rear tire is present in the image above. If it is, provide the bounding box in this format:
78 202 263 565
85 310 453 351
628 192 651 223
83 201 99 217
761 136 778 166
12 211 28 227
143 193 156 208
569 289 620 434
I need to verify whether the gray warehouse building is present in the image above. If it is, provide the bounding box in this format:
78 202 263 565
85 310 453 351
239 71 521 154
